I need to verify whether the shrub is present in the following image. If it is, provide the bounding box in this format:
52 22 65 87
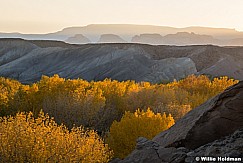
0 111 113 163
155 103 192 121
0 75 238 132
0 77 21 116
106 108 174 158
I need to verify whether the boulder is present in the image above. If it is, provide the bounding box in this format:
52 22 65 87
117 129 243 163
185 129 243 163
118 137 163 163
153 81 243 149
118 137 190 163
116 81 243 163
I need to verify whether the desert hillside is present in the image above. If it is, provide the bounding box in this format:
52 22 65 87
1 0 243 162
0 39 243 84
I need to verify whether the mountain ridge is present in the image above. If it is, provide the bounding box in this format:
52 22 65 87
0 39 243 84
1 24 243 45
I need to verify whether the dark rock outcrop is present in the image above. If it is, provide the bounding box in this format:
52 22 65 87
116 81 243 163
153 81 243 149
116 129 243 163
185 129 243 162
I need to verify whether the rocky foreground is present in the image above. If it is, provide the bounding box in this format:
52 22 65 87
112 81 243 163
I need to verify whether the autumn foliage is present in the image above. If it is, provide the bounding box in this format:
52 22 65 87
0 75 238 132
106 108 174 158
0 74 239 160
0 111 113 163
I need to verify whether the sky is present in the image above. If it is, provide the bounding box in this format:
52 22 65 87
1 0 243 34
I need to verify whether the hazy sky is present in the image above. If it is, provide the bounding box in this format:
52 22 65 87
1 0 243 33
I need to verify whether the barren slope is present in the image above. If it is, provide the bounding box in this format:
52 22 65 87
0 39 243 83
0 39 196 83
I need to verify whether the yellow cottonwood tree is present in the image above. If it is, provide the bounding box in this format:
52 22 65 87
0 77 21 116
0 74 238 132
0 111 113 163
107 108 174 158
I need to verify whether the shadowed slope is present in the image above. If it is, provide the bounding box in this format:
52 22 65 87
0 39 243 83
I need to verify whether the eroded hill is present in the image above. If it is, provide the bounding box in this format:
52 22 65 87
0 39 243 83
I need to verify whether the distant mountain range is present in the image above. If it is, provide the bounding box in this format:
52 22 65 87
0 38 243 84
1 24 243 46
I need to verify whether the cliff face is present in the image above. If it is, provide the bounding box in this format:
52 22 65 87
114 81 243 163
